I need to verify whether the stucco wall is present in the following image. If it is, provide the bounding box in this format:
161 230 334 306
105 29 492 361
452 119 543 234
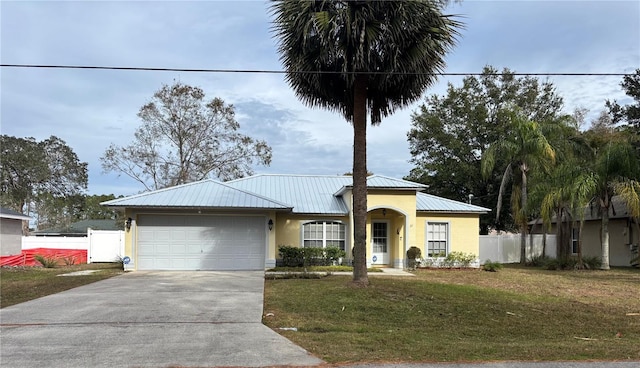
581 218 635 267
1 218 23 256
416 213 480 258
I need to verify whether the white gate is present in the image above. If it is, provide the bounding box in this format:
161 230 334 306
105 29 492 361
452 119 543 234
88 229 124 263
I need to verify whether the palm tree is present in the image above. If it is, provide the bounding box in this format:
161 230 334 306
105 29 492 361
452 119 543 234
271 1 461 285
588 141 639 269
481 112 556 264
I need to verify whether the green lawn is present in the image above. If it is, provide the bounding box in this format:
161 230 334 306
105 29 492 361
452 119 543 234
263 266 640 363
0 263 124 308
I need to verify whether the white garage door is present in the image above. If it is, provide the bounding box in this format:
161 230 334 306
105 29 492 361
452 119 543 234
137 215 266 270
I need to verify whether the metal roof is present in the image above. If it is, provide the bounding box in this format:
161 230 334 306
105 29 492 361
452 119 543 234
101 180 292 210
416 193 490 213
102 175 488 215
0 207 31 221
227 175 352 214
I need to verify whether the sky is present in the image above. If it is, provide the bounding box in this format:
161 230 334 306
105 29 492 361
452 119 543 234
1 0 638 198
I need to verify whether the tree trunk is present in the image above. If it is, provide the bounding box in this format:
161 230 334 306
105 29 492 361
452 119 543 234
520 169 528 264
352 76 369 286
601 205 610 270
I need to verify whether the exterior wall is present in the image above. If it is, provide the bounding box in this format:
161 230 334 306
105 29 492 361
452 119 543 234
581 218 635 267
535 218 637 267
1 218 23 256
273 212 350 256
416 213 480 259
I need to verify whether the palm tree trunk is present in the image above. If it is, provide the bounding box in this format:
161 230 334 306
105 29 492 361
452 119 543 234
601 206 610 270
520 169 528 264
352 75 369 286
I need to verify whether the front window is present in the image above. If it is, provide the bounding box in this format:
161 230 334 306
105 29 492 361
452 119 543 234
426 222 448 257
303 221 346 250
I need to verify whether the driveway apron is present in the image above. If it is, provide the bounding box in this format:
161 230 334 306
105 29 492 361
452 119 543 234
0 271 323 368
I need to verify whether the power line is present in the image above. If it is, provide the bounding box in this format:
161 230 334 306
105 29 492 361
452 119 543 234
0 64 634 76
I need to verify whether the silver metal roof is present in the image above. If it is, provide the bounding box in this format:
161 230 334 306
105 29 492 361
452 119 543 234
101 180 292 210
227 175 352 214
0 207 31 220
102 175 488 215
416 192 490 213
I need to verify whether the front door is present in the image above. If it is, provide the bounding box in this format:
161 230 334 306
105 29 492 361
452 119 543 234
371 221 389 265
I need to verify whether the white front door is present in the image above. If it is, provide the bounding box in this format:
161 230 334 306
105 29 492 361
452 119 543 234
371 221 389 265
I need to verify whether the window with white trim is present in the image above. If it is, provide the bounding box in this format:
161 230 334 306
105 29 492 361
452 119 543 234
426 222 448 257
571 227 579 254
303 221 346 251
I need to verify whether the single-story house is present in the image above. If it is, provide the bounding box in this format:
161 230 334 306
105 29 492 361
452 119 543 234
529 197 639 267
33 219 121 237
101 174 489 271
0 207 31 256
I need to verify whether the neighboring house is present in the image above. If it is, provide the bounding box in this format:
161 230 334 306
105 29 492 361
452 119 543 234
33 219 121 237
101 174 489 271
529 197 639 267
0 207 31 256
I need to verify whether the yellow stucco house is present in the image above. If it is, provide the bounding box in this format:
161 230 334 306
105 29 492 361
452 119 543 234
102 174 489 271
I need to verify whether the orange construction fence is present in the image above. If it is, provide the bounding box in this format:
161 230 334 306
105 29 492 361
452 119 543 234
0 248 88 267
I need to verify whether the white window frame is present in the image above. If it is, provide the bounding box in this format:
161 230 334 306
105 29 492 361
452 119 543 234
425 221 450 258
301 221 347 251
571 227 579 255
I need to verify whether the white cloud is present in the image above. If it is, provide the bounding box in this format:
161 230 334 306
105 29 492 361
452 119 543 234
1 0 638 196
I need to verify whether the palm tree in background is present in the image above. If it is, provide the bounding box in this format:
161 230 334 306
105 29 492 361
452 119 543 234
482 112 556 264
270 0 462 285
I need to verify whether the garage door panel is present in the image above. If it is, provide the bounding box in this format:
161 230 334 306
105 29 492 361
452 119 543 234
137 215 266 271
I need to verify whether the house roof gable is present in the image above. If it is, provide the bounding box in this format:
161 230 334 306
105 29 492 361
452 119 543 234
0 207 31 221
101 179 292 210
416 192 490 213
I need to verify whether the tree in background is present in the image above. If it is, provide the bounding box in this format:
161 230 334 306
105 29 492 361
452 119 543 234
407 66 564 233
0 135 88 233
271 0 461 285
101 82 272 191
481 112 556 264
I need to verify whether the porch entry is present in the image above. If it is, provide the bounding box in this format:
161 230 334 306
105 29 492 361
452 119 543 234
371 221 389 265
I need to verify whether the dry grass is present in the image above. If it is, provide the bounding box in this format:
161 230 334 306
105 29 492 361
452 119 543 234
263 266 640 363
0 263 124 308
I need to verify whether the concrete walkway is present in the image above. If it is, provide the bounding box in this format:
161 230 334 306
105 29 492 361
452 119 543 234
0 271 322 368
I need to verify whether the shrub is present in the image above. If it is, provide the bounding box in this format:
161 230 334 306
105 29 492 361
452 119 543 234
62 256 76 266
543 257 578 270
325 246 346 265
526 254 550 267
482 260 502 272
581 256 602 270
34 254 59 268
278 245 346 267
279 246 305 267
442 251 476 268
406 246 422 270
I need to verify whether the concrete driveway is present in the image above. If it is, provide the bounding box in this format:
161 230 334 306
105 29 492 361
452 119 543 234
0 271 323 368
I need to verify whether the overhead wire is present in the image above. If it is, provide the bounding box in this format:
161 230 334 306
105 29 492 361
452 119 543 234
0 64 634 77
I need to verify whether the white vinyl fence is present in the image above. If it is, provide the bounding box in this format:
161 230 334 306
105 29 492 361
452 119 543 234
22 229 124 263
479 234 557 264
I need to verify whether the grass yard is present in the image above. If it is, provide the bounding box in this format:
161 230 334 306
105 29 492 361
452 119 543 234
263 266 640 363
0 263 124 308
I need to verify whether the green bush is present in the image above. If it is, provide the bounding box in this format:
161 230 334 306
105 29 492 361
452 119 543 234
442 251 476 268
34 254 59 268
526 254 550 267
325 246 346 264
406 246 422 270
482 260 503 272
278 245 346 267
544 257 578 270
581 256 602 269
